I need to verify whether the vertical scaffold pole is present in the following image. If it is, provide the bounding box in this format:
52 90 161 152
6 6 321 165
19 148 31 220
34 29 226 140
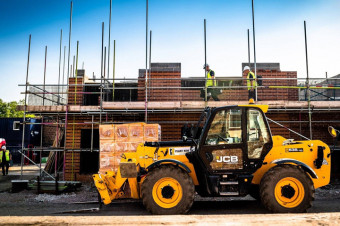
74 41 79 105
104 47 107 101
43 46 47 106
112 40 116 101
149 30 152 102
204 19 207 105
72 55 75 77
67 1 73 85
21 34 31 178
304 20 312 139
107 0 112 80
58 29 62 105
247 29 250 66
104 47 107 82
251 0 258 102
62 46 66 101
145 0 149 123
100 22 104 124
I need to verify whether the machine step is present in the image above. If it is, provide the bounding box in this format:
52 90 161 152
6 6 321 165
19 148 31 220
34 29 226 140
220 181 238 185
219 192 239 196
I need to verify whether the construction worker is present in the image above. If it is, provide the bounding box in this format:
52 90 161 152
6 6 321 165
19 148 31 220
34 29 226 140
243 66 257 101
203 64 220 101
0 145 11 176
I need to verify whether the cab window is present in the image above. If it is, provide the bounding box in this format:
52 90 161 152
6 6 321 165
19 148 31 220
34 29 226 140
247 109 270 159
205 109 242 145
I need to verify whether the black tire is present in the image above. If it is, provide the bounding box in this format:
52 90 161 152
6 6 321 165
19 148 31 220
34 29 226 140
260 165 314 213
141 165 195 215
249 184 260 201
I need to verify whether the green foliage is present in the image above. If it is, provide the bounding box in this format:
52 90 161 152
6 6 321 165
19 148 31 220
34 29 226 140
0 99 35 118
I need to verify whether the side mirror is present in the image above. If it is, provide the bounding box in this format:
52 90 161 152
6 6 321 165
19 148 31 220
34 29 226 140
328 126 339 138
182 136 188 142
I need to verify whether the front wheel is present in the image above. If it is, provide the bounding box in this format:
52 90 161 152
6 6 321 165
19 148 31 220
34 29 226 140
141 165 195 215
260 165 314 213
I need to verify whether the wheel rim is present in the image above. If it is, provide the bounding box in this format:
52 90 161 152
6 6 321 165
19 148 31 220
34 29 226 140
152 177 183 208
274 177 305 208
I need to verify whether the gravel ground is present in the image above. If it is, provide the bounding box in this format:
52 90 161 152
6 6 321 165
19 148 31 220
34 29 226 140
0 183 339 216
0 184 340 225
315 184 340 200
2 183 338 205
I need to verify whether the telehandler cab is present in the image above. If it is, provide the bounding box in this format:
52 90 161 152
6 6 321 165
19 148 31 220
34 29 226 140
93 104 332 214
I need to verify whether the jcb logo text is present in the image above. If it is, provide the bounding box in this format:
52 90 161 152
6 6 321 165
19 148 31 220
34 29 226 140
216 156 238 163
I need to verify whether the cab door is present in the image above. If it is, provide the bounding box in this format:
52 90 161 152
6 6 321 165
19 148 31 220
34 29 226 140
199 107 246 173
198 106 272 174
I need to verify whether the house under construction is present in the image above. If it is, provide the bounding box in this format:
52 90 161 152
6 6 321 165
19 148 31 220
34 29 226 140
18 62 340 182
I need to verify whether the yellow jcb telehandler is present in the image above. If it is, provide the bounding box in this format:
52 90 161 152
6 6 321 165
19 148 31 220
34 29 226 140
93 104 333 214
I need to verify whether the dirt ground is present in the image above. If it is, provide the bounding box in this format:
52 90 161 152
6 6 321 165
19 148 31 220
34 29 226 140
0 183 339 225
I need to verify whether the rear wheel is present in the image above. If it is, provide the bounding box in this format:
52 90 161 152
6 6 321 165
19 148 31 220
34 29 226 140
141 165 195 215
260 165 314 213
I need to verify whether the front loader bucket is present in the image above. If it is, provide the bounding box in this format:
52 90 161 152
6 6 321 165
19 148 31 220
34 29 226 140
93 169 129 205
93 174 113 205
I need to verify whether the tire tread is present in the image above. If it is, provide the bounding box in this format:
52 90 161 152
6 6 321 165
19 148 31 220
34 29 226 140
141 165 195 215
259 164 314 213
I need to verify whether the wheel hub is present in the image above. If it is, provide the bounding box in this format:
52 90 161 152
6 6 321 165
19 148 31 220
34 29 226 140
281 184 295 199
162 185 175 199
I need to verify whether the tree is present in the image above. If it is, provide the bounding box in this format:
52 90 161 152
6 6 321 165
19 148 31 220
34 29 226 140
0 99 35 118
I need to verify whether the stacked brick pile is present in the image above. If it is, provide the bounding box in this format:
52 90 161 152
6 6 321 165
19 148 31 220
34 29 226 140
99 123 161 173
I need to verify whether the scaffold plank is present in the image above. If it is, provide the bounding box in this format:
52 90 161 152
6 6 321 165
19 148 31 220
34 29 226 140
17 101 340 113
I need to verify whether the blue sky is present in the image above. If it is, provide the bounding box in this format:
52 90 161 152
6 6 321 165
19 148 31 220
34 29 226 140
0 0 340 101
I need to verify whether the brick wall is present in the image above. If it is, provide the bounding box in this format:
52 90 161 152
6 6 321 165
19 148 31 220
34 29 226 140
137 66 297 101
68 77 84 105
42 118 64 147
138 63 182 101
243 70 298 101
43 124 56 147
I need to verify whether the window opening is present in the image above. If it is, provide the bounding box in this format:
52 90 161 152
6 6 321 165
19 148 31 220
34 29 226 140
205 109 242 145
247 109 270 159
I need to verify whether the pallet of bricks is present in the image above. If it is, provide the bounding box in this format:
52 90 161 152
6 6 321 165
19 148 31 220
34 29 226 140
99 123 161 173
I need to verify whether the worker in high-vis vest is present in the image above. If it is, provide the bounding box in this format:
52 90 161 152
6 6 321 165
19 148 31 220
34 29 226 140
203 64 220 101
243 66 257 102
0 145 11 176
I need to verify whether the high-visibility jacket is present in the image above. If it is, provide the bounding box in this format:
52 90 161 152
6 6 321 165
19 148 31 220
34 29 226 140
206 70 216 87
247 71 257 90
0 150 10 163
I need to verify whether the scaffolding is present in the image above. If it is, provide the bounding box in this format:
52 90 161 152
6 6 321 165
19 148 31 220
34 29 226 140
16 70 340 181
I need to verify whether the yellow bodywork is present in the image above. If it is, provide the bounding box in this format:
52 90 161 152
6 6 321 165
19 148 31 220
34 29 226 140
93 104 331 204
252 135 331 189
239 104 269 113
